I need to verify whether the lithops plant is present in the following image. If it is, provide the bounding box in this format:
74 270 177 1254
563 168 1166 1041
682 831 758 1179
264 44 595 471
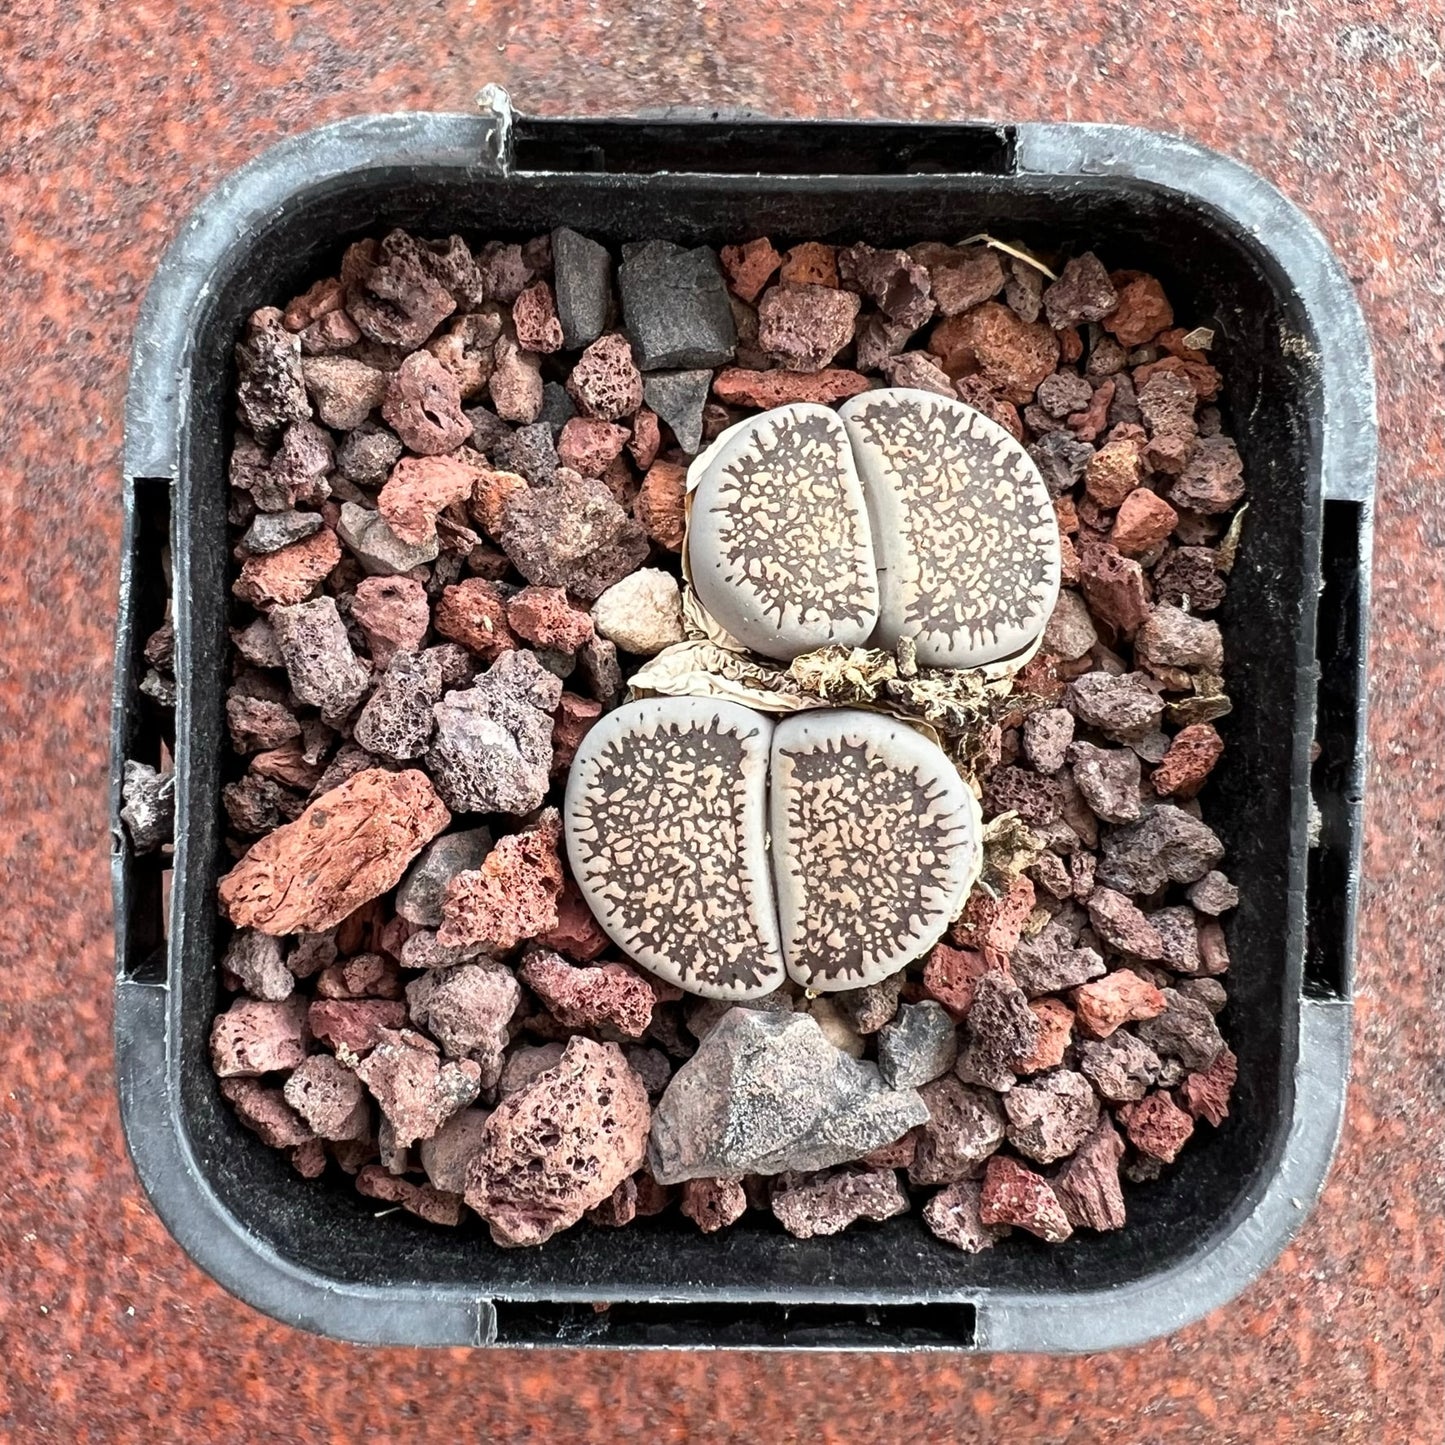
563 696 786 1001
686 388 1059 669
838 387 1060 668
565 699 982 1000
769 709 981 991
686 402 880 660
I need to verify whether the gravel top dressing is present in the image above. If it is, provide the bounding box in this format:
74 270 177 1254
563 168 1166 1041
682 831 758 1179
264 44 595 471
123 225 1246 1253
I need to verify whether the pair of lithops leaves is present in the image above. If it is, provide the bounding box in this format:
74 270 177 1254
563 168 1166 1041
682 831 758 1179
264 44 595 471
566 390 1061 1000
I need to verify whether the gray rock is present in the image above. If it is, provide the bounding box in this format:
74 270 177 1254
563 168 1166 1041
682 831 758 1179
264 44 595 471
954 973 1037 1092
1068 741 1143 824
337 500 440 575
922 1178 1008 1253
877 1001 958 1088
552 227 613 349
1077 1032 1161 1102
1009 911 1106 997
405 962 521 1088
538 381 577 436
618 240 737 371
426 652 559 815
642 370 712 454
648 1009 927 1184
464 405 513 459
1067 671 1166 742
833 976 904 1034
222 930 293 1002
352 650 445 760
336 421 404 487
1133 989 1226 1072
1097 806 1224 894
1022 707 1075 774
241 509 323 555
396 826 494 927
1003 1068 1101 1163
1188 870 1239 916
120 759 174 853
908 1077 1006 1185
270 596 371 723
493 421 559 486
419 1107 492 1195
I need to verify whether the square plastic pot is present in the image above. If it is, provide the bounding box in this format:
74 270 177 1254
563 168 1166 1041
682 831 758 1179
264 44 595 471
112 95 1375 1351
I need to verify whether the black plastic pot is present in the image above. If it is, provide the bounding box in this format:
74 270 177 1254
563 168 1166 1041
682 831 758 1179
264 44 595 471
111 94 1375 1351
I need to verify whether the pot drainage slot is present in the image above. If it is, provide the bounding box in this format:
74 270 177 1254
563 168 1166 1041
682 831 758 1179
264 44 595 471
1305 497 1367 1001
511 119 1017 177
489 1299 977 1349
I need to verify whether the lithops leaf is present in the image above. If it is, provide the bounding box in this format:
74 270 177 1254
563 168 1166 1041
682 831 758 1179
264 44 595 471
687 403 880 662
769 708 982 991
839 387 1061 668
564 697 785 1000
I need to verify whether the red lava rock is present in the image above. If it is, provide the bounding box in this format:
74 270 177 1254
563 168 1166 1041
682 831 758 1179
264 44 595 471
381 351 470 455
634 460 687 551
219 1077 314 1149
779 241 839 288
757 283 861 371
438 810 564 951
928 245 1006 317
1071 971 1168 1038
1055 1116 1127 1231
979 1154 1072 1242
567 333 643 421
1169 436 1246 514
680 1176 748 1233
956 973 1039 1092
233 527 341 610
348 247 456 348
300 309 362 355
307 999 407 1053
464 1035 650 1247
314 952 404 1000
219 769 450 936
536 880 610 962
1037 369 1094 419
489 334 544 424
710 366 870 408
557 416 630 478
426 311 503 399
1137 603 1224 673
908 1078 1006 1185
1043 253 1118 329
226 693 300 755
350 575 431 666
719 237 782 302
1012 997 1075 1074
519 948 657 1038
1060 376 1112 443
1088 888 1164 958
860 1127 920 1170
1022 707 1075 774
928 301 1058 402
1077 540 1152 635
377 455 479 546
953 875 1037 956
283 276 346 332
1152 723 1225 797
1180 1046 1237 1126
1118 1089 1195 1162
1111 488 1179 556
234 310 312 443
1042 590 1099 662
405 963 521 1087
1084 435 1145 508
506 586 594 652
512 280 564 353
354 1027 481 1147
355 1166 463 1227
627 408 661 471
283 1053 370 1140
880 350 956 396
1197 919 1231 975
1105 274 1174 347
1138 368 1198 446
209 996 310 1077
921 943 992 1019
302 356 388 430
922 1178 1007 1252
551 691 603 773
771 1168 910 1238
432 577 517 660
1135 353 1222 404
838 242 934 329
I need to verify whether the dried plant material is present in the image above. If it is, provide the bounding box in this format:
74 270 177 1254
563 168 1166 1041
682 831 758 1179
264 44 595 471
1181 326 1216 351
980 812 1046 890
787 645 899 703
1167 671 1233 727
1216 503 1248 575
956 233 1059 282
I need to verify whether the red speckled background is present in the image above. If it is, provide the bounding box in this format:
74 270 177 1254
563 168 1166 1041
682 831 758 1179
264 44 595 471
1 3 1442 1440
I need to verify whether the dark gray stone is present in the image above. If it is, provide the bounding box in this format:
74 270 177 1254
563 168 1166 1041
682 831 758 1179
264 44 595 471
1133 988 1227 1072
120 760 174 853
241 509 323 555
877 1001 958 1089
648 1010 927 1184
337 501 439 576
619 241 737 371
552 227 613 349
1097 805 1225 894
396 826 494 927
493 421 559 486
270 596 371 724
538 381 577 436
642 369 712 454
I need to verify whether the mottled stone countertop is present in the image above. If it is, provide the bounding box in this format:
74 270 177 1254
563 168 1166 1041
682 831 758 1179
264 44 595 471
1 3 1440 1439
